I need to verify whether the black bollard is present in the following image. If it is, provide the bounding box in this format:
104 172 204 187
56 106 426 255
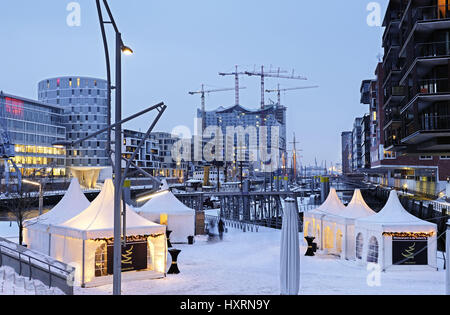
166 230 173 248
168 249 182 274
304 236 317 256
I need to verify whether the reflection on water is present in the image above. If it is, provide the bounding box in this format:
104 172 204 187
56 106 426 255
0 208 51 222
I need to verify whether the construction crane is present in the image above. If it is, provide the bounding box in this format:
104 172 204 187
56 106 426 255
219 66 247 106
219 65 285 106
189 84 246 131
245 66 308 109
266 84 319 105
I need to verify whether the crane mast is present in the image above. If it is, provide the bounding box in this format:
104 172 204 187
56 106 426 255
245 66 308 109
189 85 246 132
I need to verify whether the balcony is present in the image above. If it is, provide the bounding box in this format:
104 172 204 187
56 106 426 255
402 114 450 151
417 40 450 58
400 78 450 112
414 5 450 23
383 85 405 109
384 111 401 130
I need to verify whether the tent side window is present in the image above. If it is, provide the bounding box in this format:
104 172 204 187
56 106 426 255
356 233 364 260
367 236 379 264
95 243 108 277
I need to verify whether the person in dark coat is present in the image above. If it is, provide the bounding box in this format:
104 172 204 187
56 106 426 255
218 219 225 240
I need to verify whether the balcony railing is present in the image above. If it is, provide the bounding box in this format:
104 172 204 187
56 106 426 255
405 115 450 138
399 78 450 111
418 78 450 94
414 5 450 22
416 41 450 59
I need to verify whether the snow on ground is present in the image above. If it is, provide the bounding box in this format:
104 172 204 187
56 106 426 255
0 221 19 243
0 266 64 295
76 226 446 295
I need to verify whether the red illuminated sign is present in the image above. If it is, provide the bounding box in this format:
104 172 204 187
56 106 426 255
5 97 24 118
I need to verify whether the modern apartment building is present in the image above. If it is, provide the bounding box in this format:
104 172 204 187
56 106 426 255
121 130 187 181
383 0 450 155
0 92 66 177
122 129 160 175
360 60 450 196
37 76 109 168
341 131 353 175
352 117 363 171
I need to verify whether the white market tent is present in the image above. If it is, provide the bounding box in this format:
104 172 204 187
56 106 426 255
330 190 376 260
303 188 346 253
355 190 437 271
24 178 91 255
136 181 195 243
48 179 167 287
304 189 376 260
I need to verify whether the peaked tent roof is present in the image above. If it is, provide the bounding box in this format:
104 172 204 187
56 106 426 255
137 180 195 216
309 188 346 216
356 190 436 229
50 179 165 240
25 178 90 230
342 189 376 219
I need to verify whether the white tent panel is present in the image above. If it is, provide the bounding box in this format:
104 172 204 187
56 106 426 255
355 190 437 271
136 186 195 243
47 179 167 286
50 179 166 239
24 178 91 254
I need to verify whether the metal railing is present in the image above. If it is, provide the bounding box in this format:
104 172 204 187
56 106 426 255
0 237 74 295
414 5 450 22
205 214 260 233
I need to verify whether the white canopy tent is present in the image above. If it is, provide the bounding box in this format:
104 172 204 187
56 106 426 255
329 190 376 260
24 178 91 255
304 189 376 259
48 179 167 287
136 181 195 244
303 188 346 252
355 190 437 271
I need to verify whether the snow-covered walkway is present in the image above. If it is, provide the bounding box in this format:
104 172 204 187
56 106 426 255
76 226 446 295
0 266 64 295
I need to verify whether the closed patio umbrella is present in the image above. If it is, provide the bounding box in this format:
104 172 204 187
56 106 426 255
280 197 300 295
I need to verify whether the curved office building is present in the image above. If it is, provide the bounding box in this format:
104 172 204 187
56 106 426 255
38 76 110 168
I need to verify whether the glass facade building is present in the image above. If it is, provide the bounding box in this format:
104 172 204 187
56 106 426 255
0 92 66 177
198 104 287 170
38 76 110 167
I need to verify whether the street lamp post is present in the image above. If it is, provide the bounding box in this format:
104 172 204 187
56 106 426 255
96 0 133 296
112 31 123 296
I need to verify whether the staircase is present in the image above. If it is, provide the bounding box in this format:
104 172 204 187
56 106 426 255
0 266 63 295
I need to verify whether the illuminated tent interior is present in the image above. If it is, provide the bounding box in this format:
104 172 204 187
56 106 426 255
48 179 167 287
24 178 91 255
303 188 346 252
355 190 437 271
136 180 195 244
304 189 376 260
